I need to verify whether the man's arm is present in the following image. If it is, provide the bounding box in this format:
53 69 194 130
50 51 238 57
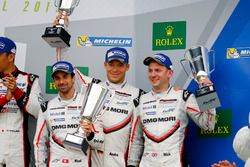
13 74 43 118
127 108 144 166
34 102 49 167
80 118 104 151
184 90 216 131
0 89 13 110
86 118 104 151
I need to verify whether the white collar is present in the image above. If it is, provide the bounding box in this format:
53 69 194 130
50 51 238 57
105 80 127 90
151 86 172 99
58 91 78 105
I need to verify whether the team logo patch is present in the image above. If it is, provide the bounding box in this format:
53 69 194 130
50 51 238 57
162 108 175 113
146 111 156 115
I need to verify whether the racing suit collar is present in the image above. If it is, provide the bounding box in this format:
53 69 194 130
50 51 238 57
105 79 127 90
58 91 78 105
151 85 172 99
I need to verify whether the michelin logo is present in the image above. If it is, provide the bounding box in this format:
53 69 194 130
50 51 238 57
77 36 132 47
227 47 250 59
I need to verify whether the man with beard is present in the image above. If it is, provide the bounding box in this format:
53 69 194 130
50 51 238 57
34 61 103 167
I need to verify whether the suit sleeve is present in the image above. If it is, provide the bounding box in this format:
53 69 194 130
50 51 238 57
34 102 49 167
0 96 9 110
127 106 144 166
183 90 216 131
86 118 104 151
14 74 44 118
127 90 146 166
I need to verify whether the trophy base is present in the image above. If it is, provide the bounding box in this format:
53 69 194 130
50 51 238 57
63 133 89 155
196 85 221 111
42 27 71 48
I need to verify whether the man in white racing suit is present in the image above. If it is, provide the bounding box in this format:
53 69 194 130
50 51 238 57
127 53 216 167
0 37 43 167
34 61 104 167
86 47 145 167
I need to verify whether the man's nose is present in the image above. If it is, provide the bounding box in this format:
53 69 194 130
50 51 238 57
150 71 156 77
59 79 64 84
112 67 118 72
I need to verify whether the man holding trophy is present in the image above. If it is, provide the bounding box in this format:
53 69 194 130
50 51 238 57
42 0 80 60
34 61 105 167
84 47 145 167
127 51 218 167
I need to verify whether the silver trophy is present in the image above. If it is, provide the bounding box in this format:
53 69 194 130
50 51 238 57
180 46 221 111
63 83 109 155
42 0 80 48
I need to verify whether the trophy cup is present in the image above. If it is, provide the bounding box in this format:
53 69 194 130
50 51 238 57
180 46 221 111
42 0 80 48
63 83 109 155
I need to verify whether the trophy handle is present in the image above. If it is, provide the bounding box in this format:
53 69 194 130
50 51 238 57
180 59 194 80
91 90 110 122
54 0 59 7
75 0 80 6
208 49 215 74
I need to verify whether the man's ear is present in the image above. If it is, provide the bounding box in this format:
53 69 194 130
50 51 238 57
7 53 15 63
125 64 130 72
167 69 174 78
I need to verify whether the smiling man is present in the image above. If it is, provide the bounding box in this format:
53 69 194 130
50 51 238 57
34 61 103 167
88 47 145 167
127 53 217 167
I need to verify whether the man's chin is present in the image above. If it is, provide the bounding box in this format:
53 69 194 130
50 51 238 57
58 88 69 93
109 78 123 84
151 81 159 87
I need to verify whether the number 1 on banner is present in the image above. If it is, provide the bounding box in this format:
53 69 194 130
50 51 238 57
1 0 7 11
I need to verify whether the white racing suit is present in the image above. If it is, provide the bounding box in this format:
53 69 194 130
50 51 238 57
90 80 145 167
34 91 104 167
127 86 216 167
0 68 43 167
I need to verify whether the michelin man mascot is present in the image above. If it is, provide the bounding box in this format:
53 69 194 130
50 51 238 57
233 113 250 167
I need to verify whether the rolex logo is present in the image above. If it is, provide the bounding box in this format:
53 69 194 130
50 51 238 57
165 26 174 36
215 114 219 124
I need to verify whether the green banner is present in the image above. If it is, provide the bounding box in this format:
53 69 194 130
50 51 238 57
152 21 186 50
199 109 232 138
46 66 89 94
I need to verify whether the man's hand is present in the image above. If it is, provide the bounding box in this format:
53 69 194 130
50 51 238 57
198 77 213 88
80 119 92 137
5 89 13 101
3 73 17 92
53 12 69 27
211 160 237 167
